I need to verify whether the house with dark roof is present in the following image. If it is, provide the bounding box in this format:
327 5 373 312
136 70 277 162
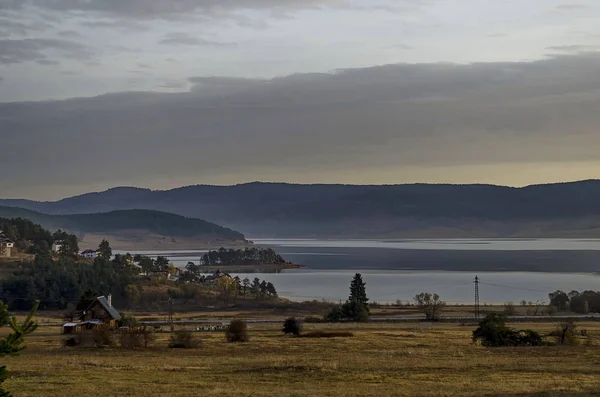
80 295 121 323
63 295 121 334
0 232 15 258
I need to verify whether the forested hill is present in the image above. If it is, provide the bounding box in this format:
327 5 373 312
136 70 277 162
0 206 245 243
5 180 600 237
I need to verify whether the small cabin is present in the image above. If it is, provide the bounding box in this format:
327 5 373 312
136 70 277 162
63 295 121 334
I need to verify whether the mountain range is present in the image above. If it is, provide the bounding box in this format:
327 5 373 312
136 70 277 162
3 180 600 238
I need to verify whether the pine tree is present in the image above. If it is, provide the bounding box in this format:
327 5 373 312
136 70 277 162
349 273 368 306
0 301 39 397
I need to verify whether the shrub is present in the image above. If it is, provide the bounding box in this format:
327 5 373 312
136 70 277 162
325 300 369 323
92 327 114 347
120 326 155 349
225 320 249 343
282 317 303 336
472 313 543 347
117 315 138 328
168 331 201 349
553 320 579 345
503 302 516 316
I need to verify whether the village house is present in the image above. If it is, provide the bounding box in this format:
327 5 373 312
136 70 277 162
52 241 64 253
80 249 98 259
63 295 121 334
202 270 232 287
0 232 15 258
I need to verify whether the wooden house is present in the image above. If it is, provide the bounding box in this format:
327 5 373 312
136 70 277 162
63 295 121 334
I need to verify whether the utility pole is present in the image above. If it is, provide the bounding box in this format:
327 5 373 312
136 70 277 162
168 297 173 330
474 275 480 320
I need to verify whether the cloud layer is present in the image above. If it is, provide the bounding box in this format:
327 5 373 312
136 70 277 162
2 53 600 198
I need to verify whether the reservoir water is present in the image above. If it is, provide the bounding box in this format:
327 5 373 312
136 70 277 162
116 238 600 304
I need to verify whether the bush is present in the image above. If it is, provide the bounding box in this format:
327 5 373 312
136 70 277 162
120 326 155 349
225 320 249 343
325 300 369 323
168 331 201 349
63 328 114 348
472 313 543 347
553 320 579 345
117 315 138 328
503 302 516 316
282 317 303 336
92 327 114 347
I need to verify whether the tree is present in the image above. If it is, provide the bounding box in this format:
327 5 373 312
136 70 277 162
0 301 39 397
63 303 77 322
282 318 303 336
225 320 249 342
414 292 446 321
266 282 277 298
549 290 570 311
217 277 238 303
139 256 155 275
98 239 112 260
242 277 250 296
349 273 368 306
124 284 141 307
155 256 169 272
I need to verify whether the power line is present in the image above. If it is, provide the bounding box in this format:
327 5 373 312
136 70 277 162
478 281 548 293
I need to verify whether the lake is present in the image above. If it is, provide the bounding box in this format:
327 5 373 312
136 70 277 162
116 238 600 303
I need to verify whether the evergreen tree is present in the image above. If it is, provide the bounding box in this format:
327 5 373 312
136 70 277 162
0 301 38 397
349 273 368 306
98 239 112 260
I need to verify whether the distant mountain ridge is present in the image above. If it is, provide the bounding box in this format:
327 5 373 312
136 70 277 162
0 206 245 246
4 180 600 238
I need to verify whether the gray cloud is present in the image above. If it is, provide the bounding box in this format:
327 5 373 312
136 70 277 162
0 38 91 64
57 30 82 38
546 45 600 53
556 4 590 10
2 0 337 19
159 32 235 47
2 53 600 198
36 59 59 65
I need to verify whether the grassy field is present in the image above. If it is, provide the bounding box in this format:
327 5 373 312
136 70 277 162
3 321 600 397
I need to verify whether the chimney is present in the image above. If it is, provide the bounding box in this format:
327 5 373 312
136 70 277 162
107 294 112 307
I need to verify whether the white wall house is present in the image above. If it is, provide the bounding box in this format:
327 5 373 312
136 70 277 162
0 232 15 258
81 249 98 259
52 241 64 253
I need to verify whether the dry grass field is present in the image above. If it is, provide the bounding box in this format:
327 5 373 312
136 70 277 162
3 321 600 397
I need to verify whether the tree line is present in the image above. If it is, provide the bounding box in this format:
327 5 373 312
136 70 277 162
549 289 600 314
200 247 287 267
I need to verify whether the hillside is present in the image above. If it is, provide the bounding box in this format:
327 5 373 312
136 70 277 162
5 180 600 237
0 206 246 249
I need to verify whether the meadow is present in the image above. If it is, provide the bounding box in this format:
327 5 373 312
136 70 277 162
2 321 600 397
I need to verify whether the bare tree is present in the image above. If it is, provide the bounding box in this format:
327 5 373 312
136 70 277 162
414 292 446 321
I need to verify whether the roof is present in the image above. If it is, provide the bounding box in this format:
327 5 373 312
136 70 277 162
63 322 79 327
81 249 97 254
0 232 14 244
81 296 121 320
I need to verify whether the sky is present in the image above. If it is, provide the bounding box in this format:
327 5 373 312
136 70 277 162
1 0 600 200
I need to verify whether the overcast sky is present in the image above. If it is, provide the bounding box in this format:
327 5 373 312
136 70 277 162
1 0 600 199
